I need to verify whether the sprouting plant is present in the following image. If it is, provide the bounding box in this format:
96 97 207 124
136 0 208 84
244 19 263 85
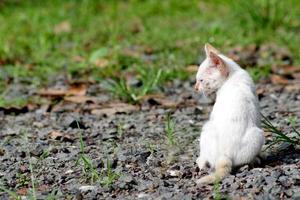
213 179 229 200
38 149 49 160
101 159 119 187
28 153 37 200
145 142 156 155
117 123 125 138
165 113 177 146
287 115 297 127
16 172 31 188
262 114 300 150
75 133 101 184
213 180 221 200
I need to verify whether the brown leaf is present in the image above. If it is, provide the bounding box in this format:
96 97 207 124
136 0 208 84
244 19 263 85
38 184 49 192
66 84 87 96
285 84 300 92
49 131 63 140
91 103 139 116
185 65 198 73
38 84 87 97
142 94 178 108
16 187 28 196
64 96 96 104
256 88 265 95
49 131 74 142
38 89 66 97
147 97 178 108
272 65 300 75
54 20 71 34
264 131 272 137
270 75 289 85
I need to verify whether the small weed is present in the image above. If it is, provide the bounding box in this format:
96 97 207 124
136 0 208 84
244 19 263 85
101 159 119 187
213 180 221 200
16 172 30 188
117 123 125 138
213 179 229 200
262 114 300 150
165 113 177 146
38 149 49 160
287 116 297 127
146 142 156 155
75 133 101 184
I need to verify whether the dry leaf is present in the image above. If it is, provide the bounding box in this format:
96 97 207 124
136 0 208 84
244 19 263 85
64 96 96 104
147 97 178 108
270 75 289 85
39 84 87 97
54 21 71 34
91 103 139 116
285 84 300 92
185 65 198 73
49 131 74 142
16 187 28 196
273 65 300 75
38 184 49 192
256 88 265 95
142 94 178 108
38 89 66 97
264 131 272 137
49 131 63 140
66 84 87 96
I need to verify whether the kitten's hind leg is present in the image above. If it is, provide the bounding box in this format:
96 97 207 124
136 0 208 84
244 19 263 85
196 156 209 171
234 127 265 166
197 156 232 184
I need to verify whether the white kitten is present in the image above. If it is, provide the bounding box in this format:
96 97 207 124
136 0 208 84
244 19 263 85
194 44 265 184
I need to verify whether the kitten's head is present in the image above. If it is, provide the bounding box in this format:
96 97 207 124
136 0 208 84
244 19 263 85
194 43 229 95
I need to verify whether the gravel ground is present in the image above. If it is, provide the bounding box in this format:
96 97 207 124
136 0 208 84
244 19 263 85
0 77 299 200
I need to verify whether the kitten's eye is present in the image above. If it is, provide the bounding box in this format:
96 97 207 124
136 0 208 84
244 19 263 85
200 79 204 82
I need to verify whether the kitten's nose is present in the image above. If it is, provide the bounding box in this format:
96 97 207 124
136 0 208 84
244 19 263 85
194 80 200 91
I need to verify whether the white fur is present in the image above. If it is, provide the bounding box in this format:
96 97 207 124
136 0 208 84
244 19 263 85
195 46 265 184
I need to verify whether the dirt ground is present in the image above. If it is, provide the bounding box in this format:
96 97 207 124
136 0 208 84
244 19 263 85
0 76 299 200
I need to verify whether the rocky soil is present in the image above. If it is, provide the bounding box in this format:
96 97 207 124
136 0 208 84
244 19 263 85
0 77 299 200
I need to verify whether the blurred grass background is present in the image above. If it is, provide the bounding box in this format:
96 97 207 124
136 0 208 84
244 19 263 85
0 0 300 106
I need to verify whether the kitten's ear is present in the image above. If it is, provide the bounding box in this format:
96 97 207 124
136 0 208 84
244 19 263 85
204 43 219 57
208 51 228 77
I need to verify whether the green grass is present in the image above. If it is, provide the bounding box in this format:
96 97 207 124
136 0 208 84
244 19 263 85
165 113 177 146
76 133 101 184
106 67 162 103
262 114 300 150
76 132 119 186
0 0 300 106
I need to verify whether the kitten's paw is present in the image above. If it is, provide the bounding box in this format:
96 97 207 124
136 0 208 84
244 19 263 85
196 157 207 171
196 175 215 185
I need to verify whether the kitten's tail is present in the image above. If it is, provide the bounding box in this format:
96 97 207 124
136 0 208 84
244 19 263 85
197 157 232 184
